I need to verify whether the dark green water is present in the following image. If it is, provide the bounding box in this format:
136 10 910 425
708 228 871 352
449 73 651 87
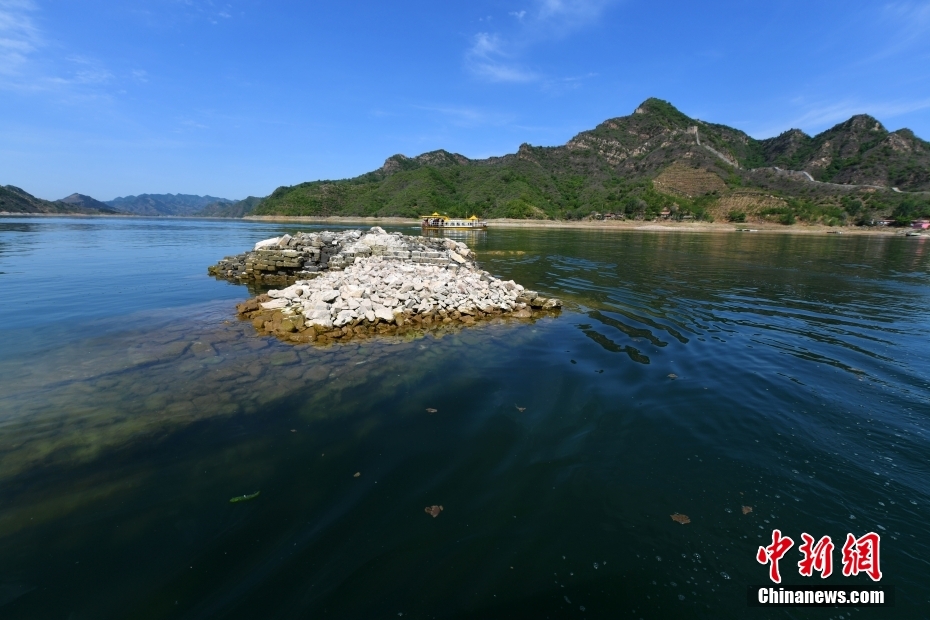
0 218 928 619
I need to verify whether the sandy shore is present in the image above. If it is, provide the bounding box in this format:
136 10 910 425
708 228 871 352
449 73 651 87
244 215 917 237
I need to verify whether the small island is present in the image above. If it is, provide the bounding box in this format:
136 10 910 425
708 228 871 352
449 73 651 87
209 227 561 344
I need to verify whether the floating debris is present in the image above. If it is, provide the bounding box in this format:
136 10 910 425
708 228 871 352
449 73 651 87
354 472 361 478
425 505 444 518
670 513 691 524
742 506 753 515
229 491 260 503
290 429 296 432
515 404 526 412
426 408 438 413
668 373 678 379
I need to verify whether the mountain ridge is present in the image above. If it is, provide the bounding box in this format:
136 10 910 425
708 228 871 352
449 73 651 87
105 193 237 217
253 98 930 225
5 99 928 224
58 193 119 213
1 186 116 215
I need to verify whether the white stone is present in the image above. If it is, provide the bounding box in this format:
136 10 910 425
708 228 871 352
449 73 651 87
260 298 289 309
307 316 333 330
253 237 281 251
374 306 394 323
238 228 556 333
334 310 357 327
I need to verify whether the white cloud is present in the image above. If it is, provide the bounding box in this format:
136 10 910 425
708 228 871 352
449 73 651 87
0 0 40 77
465 0 617 84
0 1 121 99
859 3 930 62
541 71 597 94
536 0 613 31
752 97 930 138
465 32 538 83
56 55 113 85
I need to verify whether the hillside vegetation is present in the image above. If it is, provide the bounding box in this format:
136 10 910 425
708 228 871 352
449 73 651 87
197 196 263 218
254 98 930 225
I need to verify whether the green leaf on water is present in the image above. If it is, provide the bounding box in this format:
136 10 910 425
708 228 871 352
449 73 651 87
229 491 260 503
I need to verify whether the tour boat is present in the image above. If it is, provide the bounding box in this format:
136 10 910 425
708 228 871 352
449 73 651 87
420 213 488 230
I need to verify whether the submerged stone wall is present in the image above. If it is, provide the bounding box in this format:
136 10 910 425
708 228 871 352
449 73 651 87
208 227 478 287
215 227 562 344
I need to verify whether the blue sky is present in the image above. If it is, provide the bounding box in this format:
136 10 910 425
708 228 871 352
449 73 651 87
1 0 929 201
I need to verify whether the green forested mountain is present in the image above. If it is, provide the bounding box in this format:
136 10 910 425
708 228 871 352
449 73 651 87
197 196 263 218
254 99 930 225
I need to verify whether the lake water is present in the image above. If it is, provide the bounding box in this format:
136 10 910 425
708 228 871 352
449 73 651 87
1 217 928 619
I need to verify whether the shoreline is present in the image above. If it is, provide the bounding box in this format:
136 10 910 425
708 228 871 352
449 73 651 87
244 215 914 237
2 211 920 237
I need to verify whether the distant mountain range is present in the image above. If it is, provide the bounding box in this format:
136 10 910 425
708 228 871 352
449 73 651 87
59 193 118 213
0 188 250 217
254 98 930 225
4 99 928 224
103 193 238 216
1 187 119 215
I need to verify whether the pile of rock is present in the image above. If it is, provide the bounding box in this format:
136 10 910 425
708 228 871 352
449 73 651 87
208 227 478 287
225 227 562 344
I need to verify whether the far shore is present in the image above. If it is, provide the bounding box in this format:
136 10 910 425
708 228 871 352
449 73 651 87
2 211 922 237
244 215 917 237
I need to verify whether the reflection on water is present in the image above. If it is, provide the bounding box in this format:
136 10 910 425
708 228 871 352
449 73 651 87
1 218 929 618
420 227 488 243
0 304 544 487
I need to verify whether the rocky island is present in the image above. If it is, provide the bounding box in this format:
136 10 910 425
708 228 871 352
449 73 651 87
209 227 562 344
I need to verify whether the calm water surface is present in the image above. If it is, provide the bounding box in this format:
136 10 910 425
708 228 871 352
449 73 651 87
0 217 928 619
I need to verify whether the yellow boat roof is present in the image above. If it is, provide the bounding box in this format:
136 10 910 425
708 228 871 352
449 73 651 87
420 213 484 221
